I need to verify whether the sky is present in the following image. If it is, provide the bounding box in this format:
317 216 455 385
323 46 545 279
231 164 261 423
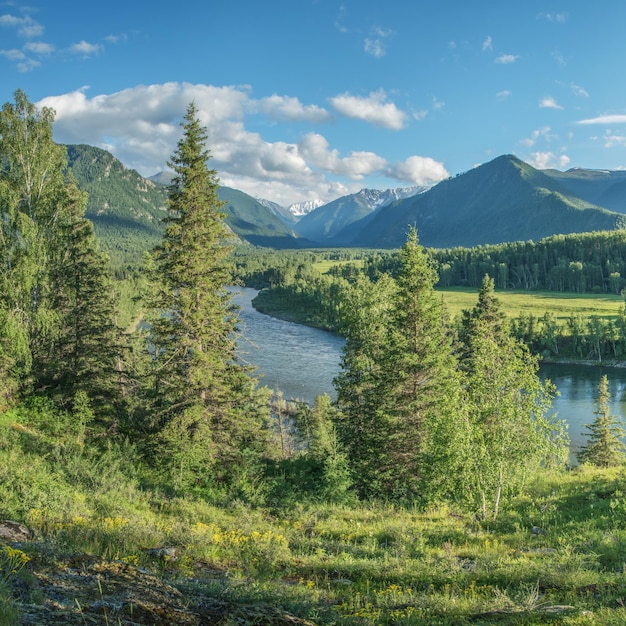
2 1 626 207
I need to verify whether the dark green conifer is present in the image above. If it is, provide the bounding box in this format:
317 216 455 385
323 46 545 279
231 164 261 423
577 375 626 467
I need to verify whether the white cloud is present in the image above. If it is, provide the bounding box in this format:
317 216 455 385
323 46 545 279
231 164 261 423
495 54 518 64
69 40 103 56
24 41 54 55
0 48 25 61
497 90 512 99
571 83 589 98
251 95 332 123
364 25 393 58
540 96 564 110
527 152 570 169
0 14 43 38
577 114 626 125
390 156 449 185
330 90 408 130
540 12 568 23
299 132 386 179
38 83 442 206
482 35 493 52
602 132 626 148
520 126 552 148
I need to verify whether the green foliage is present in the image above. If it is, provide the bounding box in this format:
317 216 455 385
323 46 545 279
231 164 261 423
460 277 569 519
335 229 467 502
142 103 271 493
577 375 626 467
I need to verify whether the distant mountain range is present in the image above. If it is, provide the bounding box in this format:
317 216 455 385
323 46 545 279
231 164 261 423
66 145 626 265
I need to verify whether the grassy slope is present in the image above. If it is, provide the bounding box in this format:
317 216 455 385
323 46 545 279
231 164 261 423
2 404 626 625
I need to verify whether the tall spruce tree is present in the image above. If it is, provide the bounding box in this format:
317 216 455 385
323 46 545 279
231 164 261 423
461 275 567 519
335 229 468 501
144 102 270 490
577 375 626 467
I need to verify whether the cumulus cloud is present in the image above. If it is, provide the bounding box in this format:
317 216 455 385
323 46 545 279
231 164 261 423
251 95 333 123
540 96 564 110
0 14 43 38
390 156 449 185
330 90 408 130
497 90 512 100
38 82 446 206
577 114 626 125
482 35 493 52
527 152 570 169
495 54 518 64
70 40 103 56
24 41 54 55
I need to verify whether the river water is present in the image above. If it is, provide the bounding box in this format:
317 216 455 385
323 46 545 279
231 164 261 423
232 288 626 454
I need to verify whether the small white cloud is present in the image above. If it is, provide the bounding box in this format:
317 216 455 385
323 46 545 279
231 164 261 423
497 90 512 100
571 83 589 98
527 152 570 169
540 96 564 110
390 155 449 185
577 114 626 125
0 48 25 61
432 96 445 110
17 57 40 72
603 132 626 148
520 126 552 148
334 4 348 33
69 40 103 56
24 41 54 55
364 25 393 58
330 90 408 130
364 38 385 58
495 54 518 64
540 12 568 23
252 94 332 123
482 35 493 52
104 33 127 44
0 14 43 38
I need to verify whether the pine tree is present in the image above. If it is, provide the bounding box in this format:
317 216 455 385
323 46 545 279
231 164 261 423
144 102 270 490
335 229 468 501
577 375 626 467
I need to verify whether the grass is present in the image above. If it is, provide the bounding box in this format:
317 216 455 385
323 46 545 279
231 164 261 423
4 410 626 625
438 288 624 325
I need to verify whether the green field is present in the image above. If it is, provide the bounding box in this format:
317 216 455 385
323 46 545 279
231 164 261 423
438 288 624 324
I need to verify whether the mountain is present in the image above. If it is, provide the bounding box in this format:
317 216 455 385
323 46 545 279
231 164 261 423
256 197 299 226
288 199 324 218
543 167 626 214
294 186 426 244
348 155 626 248
66 145 307 266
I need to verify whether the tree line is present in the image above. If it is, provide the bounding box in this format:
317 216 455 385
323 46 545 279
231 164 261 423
1 91 623 523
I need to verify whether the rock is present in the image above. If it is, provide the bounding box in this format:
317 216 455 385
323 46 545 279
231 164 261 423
0 520 32 543
530 526 546 535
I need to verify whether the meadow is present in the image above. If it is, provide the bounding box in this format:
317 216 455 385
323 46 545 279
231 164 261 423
438 288 624 325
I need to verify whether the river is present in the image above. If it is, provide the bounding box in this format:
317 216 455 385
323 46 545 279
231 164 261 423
232 287 626 454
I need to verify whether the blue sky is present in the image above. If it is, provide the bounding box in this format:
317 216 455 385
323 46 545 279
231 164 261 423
2 1 626 206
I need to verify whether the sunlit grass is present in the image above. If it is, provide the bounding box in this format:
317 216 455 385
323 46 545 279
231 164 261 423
438 287 624 325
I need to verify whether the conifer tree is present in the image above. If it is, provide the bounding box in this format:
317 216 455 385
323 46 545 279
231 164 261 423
335 229 468 501
577 375 626 467
144 102 270 490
